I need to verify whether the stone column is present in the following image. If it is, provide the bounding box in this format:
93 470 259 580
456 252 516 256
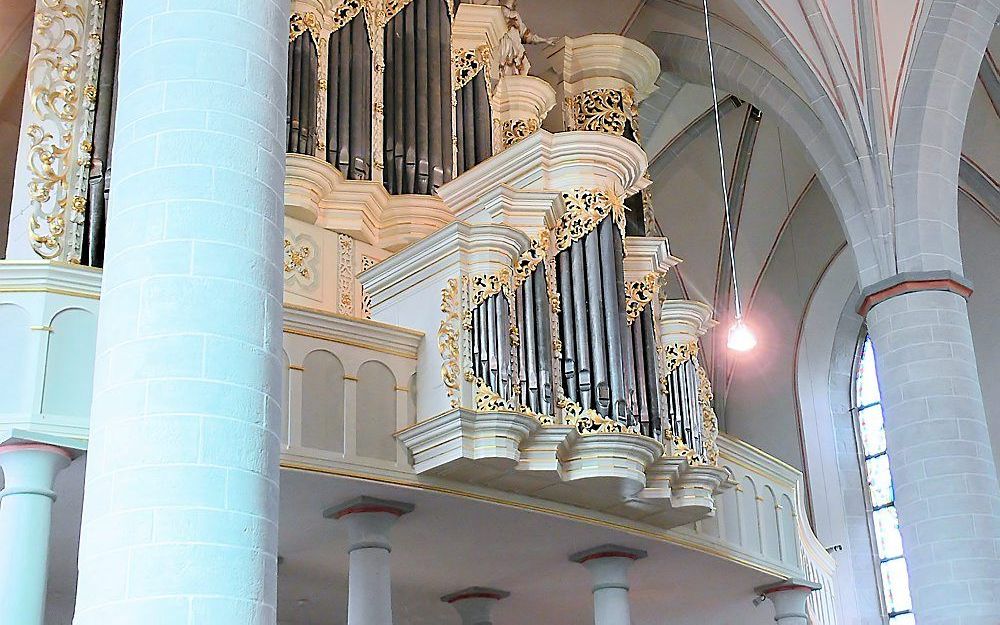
570 544 646 625
72 1 289 623
864 286 1000 623
441 587 510 625
0 444 71 625
325 497 414 625
754 580 820 625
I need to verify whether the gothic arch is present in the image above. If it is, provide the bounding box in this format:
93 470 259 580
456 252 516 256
645 32 886 288
892 3 1000 274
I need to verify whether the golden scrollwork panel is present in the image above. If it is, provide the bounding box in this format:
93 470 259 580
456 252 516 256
565 87 638 138
624 273 659 325
25 0 104 261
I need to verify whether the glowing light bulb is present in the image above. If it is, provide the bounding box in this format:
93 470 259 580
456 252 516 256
727 318 757 352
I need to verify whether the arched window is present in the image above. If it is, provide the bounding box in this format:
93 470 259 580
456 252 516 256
854 336 913 624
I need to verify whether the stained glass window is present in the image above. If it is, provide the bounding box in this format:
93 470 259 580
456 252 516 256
855 336 913 622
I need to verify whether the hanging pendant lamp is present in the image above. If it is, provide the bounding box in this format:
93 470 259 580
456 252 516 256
701 0 757 352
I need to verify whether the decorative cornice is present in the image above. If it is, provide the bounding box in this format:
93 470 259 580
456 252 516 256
857 270 973 316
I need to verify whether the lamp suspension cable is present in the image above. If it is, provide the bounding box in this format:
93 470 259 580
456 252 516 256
701 0 755 351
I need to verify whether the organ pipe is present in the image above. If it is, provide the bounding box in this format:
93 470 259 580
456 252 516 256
83 0 122 268
383 0 453 194
287 33 318 155
327 14 372 179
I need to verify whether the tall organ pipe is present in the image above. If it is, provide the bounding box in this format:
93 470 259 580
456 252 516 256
83 0 122 268
531 265 553 414
455 72 492 176
568 243 592 408
598 219 627 422
326 13 373 179
287 33 318 154
639 308 661 438
383 0 452 194
582 230 610 416
556 253 578 400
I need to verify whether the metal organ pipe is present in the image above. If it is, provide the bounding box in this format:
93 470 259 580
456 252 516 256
556 253 578 400
327 14 372 178
287 33 318 154
383 0 452 194
84 0 122 268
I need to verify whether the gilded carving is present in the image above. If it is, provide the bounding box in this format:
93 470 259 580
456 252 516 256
554 187 626 251
453 45 492 91
289 11 322 42
696 361 720 465
284 234 318 285
512 231 548 288
329 0 365 32
473 377 519 412
338 234 354 314
439 277 463 409
658 341 698 375
566 87 638 137
625 273 659 325
25 0 100 261
558 396 638 435
497 117 539 149
470 269 512 309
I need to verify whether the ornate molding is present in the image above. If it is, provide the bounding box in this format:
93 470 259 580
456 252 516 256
565 87 638 138
553 187 626 251
625 273 658 324
25 0 103 262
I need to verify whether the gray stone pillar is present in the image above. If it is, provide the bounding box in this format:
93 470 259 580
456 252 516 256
441 587 510 625
0 444 71 625
326 497 414 625
755 580 820 625
570 545 646 625
866 288 1000 623
72 1 289 623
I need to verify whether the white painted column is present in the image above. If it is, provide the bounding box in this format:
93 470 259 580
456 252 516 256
325 497 414 625
441 587 510 625
570 545 646 625
0 444 71 625
755 580 820 625
866 289 1000 623
72 0 289 623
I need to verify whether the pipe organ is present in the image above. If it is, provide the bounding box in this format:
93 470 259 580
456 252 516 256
16 0 731 516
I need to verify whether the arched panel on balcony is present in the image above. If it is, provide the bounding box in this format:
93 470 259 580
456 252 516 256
287 29 319 155
301 349 346 454
0 304 31 415
326 12 372 179
382 0 453 195
356 360 398 462
761 485 781 561
41 308 97 421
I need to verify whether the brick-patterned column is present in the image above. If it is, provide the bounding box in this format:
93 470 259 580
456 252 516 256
72 1 289 623
866 289 1000 624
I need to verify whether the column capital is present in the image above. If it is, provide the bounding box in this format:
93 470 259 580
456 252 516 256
569 544 648 564
0 444 72 501
442 587 510 625
324 496 414 552
754 579 820 624
570 544 646 592
857 270 972 316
